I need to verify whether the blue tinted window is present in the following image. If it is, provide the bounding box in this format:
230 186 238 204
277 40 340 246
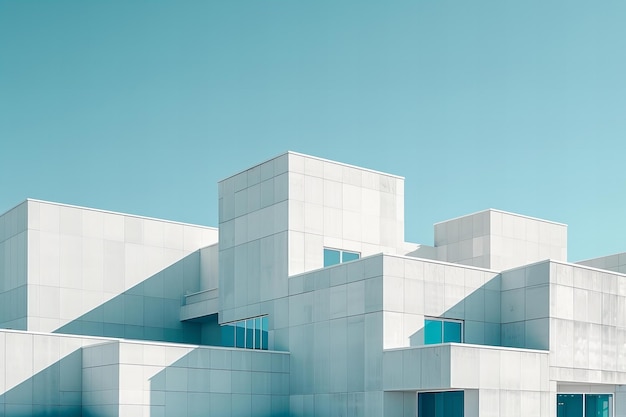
585 394 611 417
425 318 463 344
221 315 269 350
324 249 341 267
261 316 268 350
235 321 245 348
221 324 235 348
424 320 442 344
246 319 255 349
557 394 583 417
342 251 360 262
324 248 361 267
443 321 462 343
254 317 262 349
418 391 464 417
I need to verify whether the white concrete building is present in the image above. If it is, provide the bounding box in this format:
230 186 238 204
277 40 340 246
0 151 622 416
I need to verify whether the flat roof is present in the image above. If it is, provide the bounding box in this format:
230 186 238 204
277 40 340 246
433 208 567 227
218 150 404 182
3 198 218 230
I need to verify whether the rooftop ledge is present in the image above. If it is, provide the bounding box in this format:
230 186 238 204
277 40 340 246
384 343 549 355
288 252 501 280
219 150 404 183
12 198 218 230
433 207 567 227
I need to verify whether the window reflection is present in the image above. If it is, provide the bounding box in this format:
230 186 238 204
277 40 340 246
557 393 612 417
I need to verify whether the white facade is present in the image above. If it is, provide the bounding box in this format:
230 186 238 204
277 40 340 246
0 151 624 416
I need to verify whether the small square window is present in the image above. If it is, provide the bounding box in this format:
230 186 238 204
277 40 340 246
424 320 442 345
424 318 463 344
443 321 462 343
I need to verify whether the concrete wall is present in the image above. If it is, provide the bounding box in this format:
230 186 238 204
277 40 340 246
500 261 551 350
548 261 626 385
218 153 289 325
435 210 492 268
489 211 567 270
0 329 107 416
0 329 289 417
0 201 28 330
435 209 567 270
199 243 218 292
83 341 290 417
382 255 501 349
286 152 405 276
577 252 626 274
382 344 551 417
26 200 218 343
217 151 406 342
285 256 385 417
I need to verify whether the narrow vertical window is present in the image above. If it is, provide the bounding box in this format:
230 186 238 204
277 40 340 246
254 317 262 349
221 324 235 348
246 319 255 349
261 316 269 350
235 321 245 348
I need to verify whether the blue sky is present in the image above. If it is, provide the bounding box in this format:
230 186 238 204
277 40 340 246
1 0 625 261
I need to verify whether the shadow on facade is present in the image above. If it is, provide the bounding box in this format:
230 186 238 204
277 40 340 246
146 347 290 417
408 275 503 347
54 251 210 345
407 266 551 353
0 350 82 417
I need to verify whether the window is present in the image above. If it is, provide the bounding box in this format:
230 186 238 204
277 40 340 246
424 318 463 344
557 394 612 417
418 391 464 417
221 316 268 350
323 248 360 267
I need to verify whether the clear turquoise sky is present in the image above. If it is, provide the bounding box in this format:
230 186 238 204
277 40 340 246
1 0 625 261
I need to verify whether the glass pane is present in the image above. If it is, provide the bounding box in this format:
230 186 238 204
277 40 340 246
246 319 255 349
585 394 611 417
235 321 245 348
443 321 462 343
418 391 464 417
261 316 269 350
445 391 464 416
221 324 235 348
418 392 436 417
424 320 442 344
557 394 583 417
342 251 360 263
324 249 341 267
255 317 262 349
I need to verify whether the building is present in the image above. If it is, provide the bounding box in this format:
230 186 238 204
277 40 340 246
0 151 624 417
